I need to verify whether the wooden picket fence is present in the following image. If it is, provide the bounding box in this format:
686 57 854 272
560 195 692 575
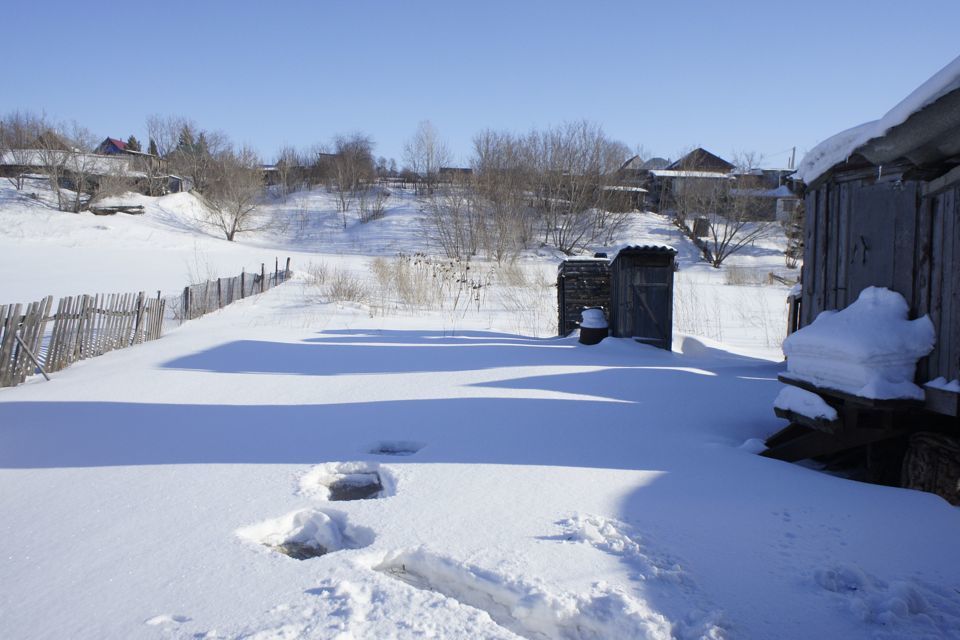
44 292 165 373
0 257 293 388
182 258 292 322
0 292 164 387
0 297 53 388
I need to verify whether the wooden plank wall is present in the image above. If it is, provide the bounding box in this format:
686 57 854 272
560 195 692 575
557 261 610 335
802 177 959 385
924 187 960 382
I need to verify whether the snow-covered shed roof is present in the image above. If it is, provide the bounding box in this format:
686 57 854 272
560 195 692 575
614 245 677 258
649 169 732 179
618 156 671 172
602 185 648 193
797 54 960 185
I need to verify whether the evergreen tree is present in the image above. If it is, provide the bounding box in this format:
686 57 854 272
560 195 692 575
148 138 159 156
126 135 142 152
177 125 195 151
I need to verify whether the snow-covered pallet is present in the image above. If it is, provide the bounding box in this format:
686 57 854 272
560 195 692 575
763 375 918 463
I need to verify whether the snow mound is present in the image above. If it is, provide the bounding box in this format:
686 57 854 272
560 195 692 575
926 377 960 393
299 461 395 501
814 564 960 636
374 546 701 640
559 515 726 639
237 508 374 559
774 387 838 421
797 54 960 184
782 287 935 400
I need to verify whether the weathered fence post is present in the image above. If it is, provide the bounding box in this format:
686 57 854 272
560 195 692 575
285 257 291 282
261 263 266 293
217 278 222 309
134 292 147 343
240 272 245 299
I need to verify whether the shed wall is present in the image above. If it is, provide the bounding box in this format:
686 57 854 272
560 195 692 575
802 177 960 385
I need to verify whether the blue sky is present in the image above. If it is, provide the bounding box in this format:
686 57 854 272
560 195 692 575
6 1 959 167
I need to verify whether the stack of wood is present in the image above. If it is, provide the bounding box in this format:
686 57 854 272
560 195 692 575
89 205 145 216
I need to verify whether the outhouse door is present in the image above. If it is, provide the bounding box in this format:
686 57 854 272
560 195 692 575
624 267 672 348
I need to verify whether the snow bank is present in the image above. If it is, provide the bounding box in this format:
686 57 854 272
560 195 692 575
774 387 838 421
796 54 960 184
926 377 960 393
781 287 935 400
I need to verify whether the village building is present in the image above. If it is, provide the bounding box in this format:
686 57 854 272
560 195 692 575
766 56 960 502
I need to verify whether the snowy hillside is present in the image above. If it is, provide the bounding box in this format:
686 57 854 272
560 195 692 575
1 183 959 639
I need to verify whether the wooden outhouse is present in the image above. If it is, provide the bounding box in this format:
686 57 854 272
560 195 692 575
609 246 676 350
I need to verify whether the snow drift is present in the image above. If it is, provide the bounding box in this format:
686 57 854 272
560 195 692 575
781 287 935 399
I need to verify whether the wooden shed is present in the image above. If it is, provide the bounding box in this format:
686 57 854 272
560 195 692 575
609 246 676 350
766 55 960 500
556 258 610 336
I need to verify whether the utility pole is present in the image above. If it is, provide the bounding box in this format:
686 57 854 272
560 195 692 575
789 146 796 171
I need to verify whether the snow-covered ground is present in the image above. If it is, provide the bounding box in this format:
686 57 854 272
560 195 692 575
1 183 958 639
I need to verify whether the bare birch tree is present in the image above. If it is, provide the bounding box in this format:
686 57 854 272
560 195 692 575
0 110 45 190
403 120 451 194
202 146 267 241
330 132 375 225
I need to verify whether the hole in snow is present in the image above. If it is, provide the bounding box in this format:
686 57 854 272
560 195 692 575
237 508 374 561
274 541 329 560
327 473 383 501
369 440 424 456
299 462 395 501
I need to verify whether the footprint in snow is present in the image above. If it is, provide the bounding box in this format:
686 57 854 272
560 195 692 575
299 461 395 501
236 508 374 560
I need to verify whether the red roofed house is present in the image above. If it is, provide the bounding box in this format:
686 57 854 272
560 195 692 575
95 137 128 155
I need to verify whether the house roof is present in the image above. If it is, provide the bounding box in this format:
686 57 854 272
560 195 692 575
602 185 648 193
106 137 127 150
667 148 734 173
614 245 677 259
649 169 732 179
797 54 960 185
618 156 671 172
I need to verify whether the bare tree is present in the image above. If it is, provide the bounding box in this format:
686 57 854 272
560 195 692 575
62 124 108 213
202 146 267 241
471 129 534 260
146 114 190 158
273 145 304 199
0 110 45 190
668 150 776 268
330 132 375 225
33 125 75 210
146 115 226 194
426 181 481 259
700 198 775 268
357 185 390 223
403 120 451 194
525 121 632 254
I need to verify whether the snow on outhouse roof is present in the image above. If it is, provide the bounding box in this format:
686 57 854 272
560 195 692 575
796 54 960 185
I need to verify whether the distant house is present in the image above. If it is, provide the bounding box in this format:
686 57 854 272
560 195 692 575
437 167 473 182
728 183 801 221
666 147 734 173
765 55 960 500
618 148 734 211
653 159 733 212
96 137 128 155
